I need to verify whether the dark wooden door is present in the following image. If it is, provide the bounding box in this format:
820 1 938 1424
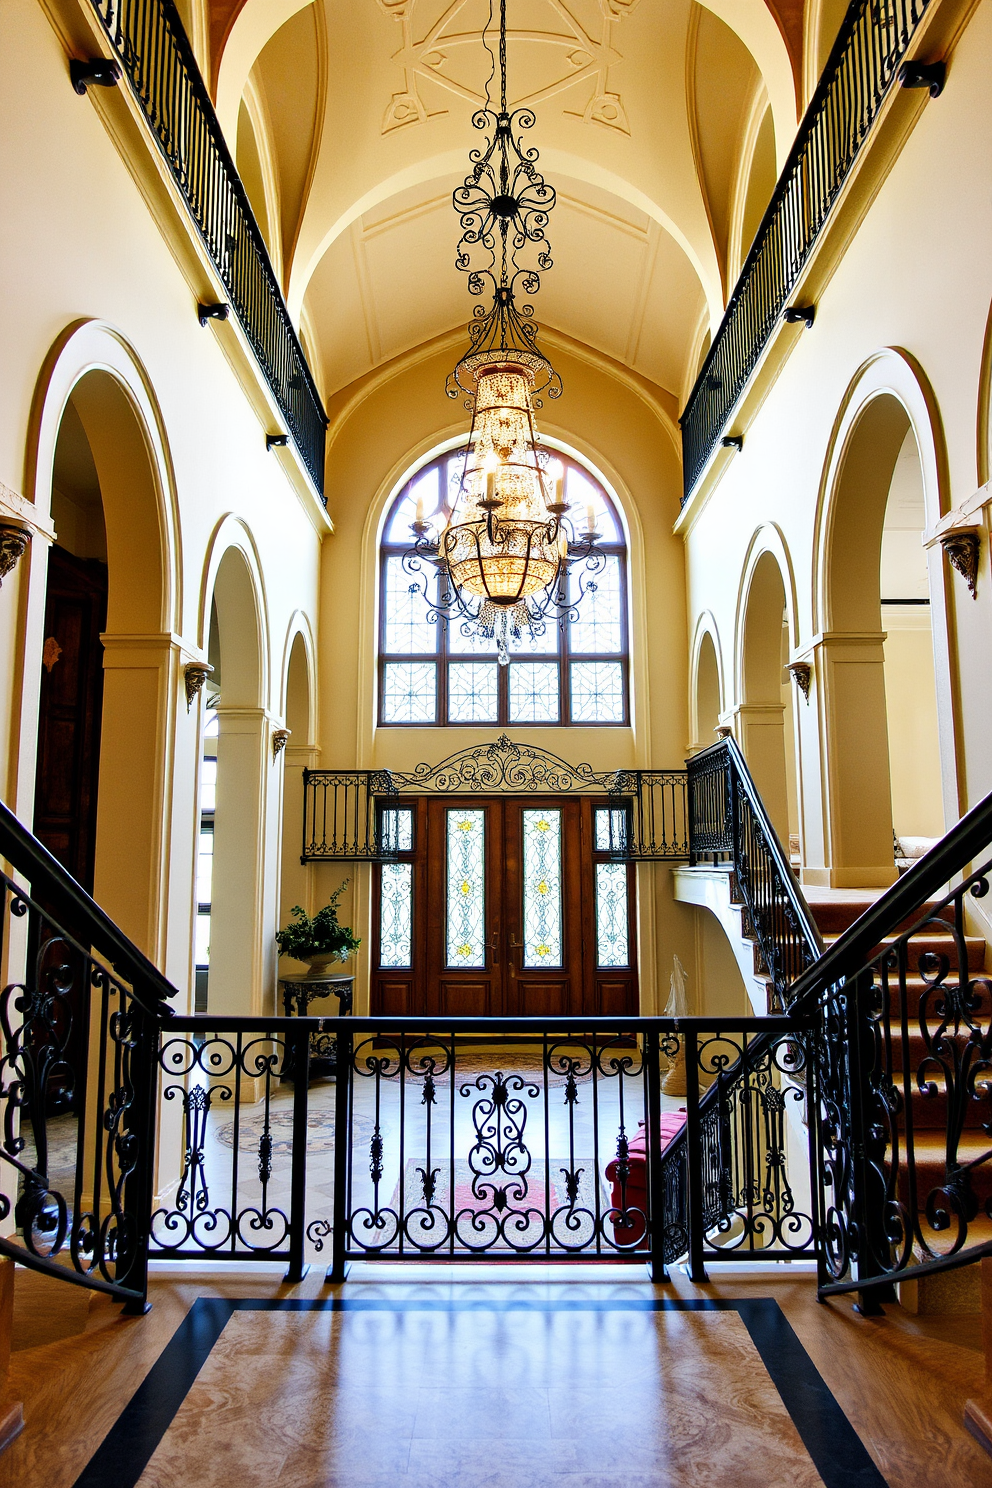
33 546 107 892
370 796 638 1018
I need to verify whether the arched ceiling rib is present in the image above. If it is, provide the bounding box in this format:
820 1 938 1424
208 0 809 412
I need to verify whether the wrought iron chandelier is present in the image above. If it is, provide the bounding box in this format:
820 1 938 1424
404 0 603 664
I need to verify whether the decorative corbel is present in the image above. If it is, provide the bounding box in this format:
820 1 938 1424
272 728 291 760
183 661 213 712
0 524 31 586
940 529 980 598
787 662 813 702
715 725 733 739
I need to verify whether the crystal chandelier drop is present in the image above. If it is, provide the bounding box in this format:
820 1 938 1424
404 0 603 664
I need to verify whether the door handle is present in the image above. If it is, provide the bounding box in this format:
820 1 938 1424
508 932 522 976
485 925 501 964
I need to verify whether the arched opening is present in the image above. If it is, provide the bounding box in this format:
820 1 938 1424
278 631 314 966
693 630 721 749
34 368 169 951
881 429 944 854
738 552 797 851
820 393 943 885
205 545 267 1016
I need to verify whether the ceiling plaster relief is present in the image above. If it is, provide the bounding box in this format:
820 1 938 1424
376 0 640 138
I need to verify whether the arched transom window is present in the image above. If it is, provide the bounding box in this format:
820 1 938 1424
378 449 629 727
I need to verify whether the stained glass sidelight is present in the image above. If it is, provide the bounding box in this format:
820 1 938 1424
594 807 629 854
380 807 413 854
509 662 560 723
381 662 437 724
448 662 499 722
379 863 413 967
570 661 625 723
595 862 629 967
522 810 562 967
446 809 486 967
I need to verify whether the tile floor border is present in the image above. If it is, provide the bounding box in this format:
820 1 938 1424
72 1296 888 1488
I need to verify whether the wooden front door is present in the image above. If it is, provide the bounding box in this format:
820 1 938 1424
371 796 637 1018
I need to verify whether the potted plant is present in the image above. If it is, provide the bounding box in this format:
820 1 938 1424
276 880 361 977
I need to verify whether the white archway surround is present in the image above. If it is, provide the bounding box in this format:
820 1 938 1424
198 520 283 1018
805 350 956 885
24 320 182 966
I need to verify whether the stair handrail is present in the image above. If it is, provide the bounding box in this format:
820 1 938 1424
687 738 823 1006
787 787 992 1012
0 799 177 1016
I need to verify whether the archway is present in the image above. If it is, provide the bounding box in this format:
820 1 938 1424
278 627 315 962
737 551 797 851
817 390 944 885
203 543 268 1016
32 361 174 957
692 628 722 750
880 429 943 850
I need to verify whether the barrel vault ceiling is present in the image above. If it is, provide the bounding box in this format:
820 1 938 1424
198 0 830 410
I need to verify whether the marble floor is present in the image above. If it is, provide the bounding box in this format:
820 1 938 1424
4 1264 992 1488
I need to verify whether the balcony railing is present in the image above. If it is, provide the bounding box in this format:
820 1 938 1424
88 0 328 496
680 0 933 500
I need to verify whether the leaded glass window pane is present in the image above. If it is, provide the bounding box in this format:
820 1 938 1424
381 662 437 723
566 466 621 543
522 809 562 968
570 661 625 723
594 807 629 854
448 613 499 656
569 555 623 654
384 466 441 542
383 556 436 654
446 810 486 967
508 662 559 723
448 662 499 722
380 808 413 854
595 862 629 967
380 863 413 967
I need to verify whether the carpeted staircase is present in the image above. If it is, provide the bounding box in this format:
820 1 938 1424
805 888 992 1232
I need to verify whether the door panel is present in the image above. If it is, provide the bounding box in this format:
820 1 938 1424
370 794 638 1019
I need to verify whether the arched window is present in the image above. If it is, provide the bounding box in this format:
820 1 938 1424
378 449 629 727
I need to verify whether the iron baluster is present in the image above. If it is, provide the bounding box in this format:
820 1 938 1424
684 1028 708 1282
284 1027 310 1285
645 1030 667 1282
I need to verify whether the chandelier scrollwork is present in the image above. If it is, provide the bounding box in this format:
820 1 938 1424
404 0 602 665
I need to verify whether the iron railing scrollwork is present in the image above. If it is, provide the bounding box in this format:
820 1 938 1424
0 801 175 1310
303 736 689 860
783 791 992 1304
680 0 933 499
687 738 823 1008
86 0 327 494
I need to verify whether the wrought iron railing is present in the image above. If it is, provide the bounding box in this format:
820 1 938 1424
783 789 992 1307
0 799 176 1310
143 1012 813 1279
87 0 327 494
303 736 690 861
680 0 933 499
687 738 823 1007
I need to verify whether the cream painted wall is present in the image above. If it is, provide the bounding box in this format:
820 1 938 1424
680 0 992 888
0 0 322 1016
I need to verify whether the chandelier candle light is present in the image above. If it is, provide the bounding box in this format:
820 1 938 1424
405 0 604 664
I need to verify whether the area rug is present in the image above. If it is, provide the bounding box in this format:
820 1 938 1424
213 1108 375 1154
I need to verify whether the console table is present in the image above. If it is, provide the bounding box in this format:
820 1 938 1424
279 973 353 1080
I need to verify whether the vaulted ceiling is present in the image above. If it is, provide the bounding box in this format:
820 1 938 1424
192 0 842 411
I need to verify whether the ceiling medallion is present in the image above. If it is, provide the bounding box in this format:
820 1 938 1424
403 0 603 665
